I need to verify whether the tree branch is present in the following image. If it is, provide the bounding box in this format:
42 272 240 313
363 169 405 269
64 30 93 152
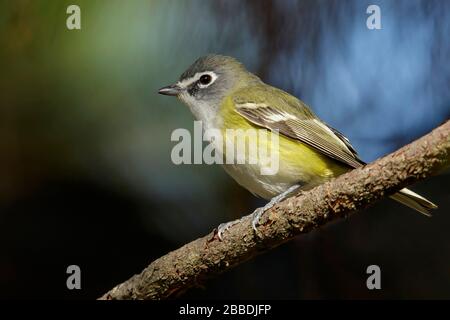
100 120 450 300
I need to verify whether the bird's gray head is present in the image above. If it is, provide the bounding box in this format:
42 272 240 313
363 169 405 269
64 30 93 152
158 54 260 123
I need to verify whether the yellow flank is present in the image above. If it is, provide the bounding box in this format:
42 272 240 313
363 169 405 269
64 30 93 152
218 95 349 192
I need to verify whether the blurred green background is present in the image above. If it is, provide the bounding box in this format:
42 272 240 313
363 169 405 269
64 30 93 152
0 0 449 299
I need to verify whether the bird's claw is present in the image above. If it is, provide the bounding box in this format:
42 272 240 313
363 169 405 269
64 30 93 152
217 219 240 240
251 207 264 233
219 184 302 239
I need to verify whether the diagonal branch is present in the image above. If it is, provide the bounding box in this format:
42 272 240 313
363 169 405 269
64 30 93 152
100 120 450 300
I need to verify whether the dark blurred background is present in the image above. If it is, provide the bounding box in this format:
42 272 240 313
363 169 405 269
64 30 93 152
0 0 449 299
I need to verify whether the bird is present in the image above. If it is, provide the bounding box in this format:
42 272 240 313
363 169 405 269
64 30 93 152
158 54 437 239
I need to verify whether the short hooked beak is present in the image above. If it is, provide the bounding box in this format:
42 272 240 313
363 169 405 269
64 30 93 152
158 83 182 96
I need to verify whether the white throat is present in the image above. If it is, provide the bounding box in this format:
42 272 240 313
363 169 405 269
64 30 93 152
178 92 220 131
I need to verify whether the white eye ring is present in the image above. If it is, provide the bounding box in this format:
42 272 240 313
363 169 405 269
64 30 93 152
176 71 218 90
197 72 218 88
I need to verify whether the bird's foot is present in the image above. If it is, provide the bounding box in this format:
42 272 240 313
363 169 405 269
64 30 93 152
218 184 302 239
217 219 241 241
251 184 302 233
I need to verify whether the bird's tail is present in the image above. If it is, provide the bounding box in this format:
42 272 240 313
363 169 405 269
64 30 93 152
390 188 438 217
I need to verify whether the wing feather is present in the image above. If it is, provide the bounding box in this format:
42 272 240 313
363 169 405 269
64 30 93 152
234 87 364 168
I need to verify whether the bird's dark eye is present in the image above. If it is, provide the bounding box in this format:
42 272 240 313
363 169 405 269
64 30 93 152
199 74 212 85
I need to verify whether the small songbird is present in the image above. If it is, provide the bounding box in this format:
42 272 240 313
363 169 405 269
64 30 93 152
158 54 437 238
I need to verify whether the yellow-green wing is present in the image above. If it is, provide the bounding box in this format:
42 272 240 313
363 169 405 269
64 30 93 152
233 85 364 169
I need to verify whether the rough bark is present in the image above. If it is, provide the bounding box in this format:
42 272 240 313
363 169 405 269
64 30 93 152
100 120 450 300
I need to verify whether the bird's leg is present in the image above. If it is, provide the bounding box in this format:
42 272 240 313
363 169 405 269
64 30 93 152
217 219 241 241
216 184 302 240
252 184 302 232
